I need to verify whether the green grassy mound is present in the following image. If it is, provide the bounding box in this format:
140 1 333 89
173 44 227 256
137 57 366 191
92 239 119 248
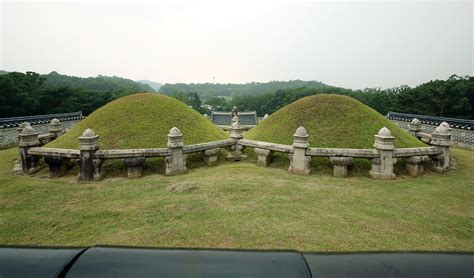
245 94 425 148
47 93 228 149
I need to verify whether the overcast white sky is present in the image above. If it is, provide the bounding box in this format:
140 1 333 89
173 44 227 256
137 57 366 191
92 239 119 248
1 1 473 89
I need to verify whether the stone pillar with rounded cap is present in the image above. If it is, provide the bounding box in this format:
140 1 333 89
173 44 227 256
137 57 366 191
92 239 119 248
408 118 421 137
123 157 146 178
165 127 187 175
254 148 273 167
49 118 64 138
78 128 100 181
12 122 31 175
288 126 311 175
16 122 30 144
203 148 220 166
430 122 452 172
370 127 396 180
227 119 246 161
329 157 353 177
18 124 41 175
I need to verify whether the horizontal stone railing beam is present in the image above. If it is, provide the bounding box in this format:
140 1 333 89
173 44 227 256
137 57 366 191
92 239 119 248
393 147 442 157
95 148 171 159
306 148 378 158
183 139 235 154
238 139 293 153
415 132 432 140
38 133 55 141
28 147 80 158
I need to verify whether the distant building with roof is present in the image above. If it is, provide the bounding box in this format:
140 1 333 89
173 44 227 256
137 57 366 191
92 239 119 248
211 106 258 130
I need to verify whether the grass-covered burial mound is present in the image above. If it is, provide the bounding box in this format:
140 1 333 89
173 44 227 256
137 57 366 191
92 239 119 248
245 94 425 148
47 93 228 149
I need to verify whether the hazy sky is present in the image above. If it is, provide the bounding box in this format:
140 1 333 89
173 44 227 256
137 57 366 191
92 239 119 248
1 1 473 89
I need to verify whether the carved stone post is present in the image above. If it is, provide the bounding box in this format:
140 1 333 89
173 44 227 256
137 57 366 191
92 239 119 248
408 118 421 137
254 148 273 167
49 118 64 138
44 156 67 178
405 156 428 177
430 122 452 172
227 119 246 161
18 125 41 175
288 126 311 175
165 127 187 175
329 157 353 177
370 127 396 180
78 128 100 181
123 157 146 178
16 122 29 144
203 148 220 166
12 122 30 175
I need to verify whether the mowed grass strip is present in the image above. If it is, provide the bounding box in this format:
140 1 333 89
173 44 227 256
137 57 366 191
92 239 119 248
0 147 472 251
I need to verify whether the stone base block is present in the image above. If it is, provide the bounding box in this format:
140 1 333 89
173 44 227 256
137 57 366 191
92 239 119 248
288 168 311 175
405 156 426 177
11 160 24 176
44 156 67 178
94 172 105 181
123 157 146 178
369 170 396 180
254 148 272 167
329 157 353 177
204 148 220 166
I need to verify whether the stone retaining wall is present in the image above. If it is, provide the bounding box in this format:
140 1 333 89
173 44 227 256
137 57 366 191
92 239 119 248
390 119 473 149
0 120 80 149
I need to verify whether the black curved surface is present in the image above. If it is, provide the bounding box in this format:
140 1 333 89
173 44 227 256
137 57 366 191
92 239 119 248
1 246 473 277
304 252 474 278
0 247 84 278
66 247 310 278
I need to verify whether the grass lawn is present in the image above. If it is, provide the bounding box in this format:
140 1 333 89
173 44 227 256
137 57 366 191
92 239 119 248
0 146 472 251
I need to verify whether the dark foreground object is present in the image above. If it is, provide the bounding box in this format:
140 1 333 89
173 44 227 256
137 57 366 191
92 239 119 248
0 246 473 278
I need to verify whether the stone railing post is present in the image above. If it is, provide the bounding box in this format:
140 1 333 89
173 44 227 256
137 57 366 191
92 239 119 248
123 157 146 178
18 124 41 175
227 118 246 161
370 127 396 180
16 122 29 144
12 122 30 175
329 157 352 177
288 126 311 175
78 128 100 181
49 118 64 138
254 148 273 167
165 127 187 175
203 148 220 166
430 122 452 172
408 118 421 137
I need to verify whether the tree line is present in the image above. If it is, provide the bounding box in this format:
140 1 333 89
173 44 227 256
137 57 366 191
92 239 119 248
1 71 472 120
200 75 473 119
0 71 154 117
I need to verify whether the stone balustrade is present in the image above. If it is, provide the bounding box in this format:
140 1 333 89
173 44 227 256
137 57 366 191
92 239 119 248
14 116 453 181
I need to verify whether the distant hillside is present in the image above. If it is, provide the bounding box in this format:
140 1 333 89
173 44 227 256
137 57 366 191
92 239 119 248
137 80 162 91
0 70 9 75
159 80 340 100
44 71 155 93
